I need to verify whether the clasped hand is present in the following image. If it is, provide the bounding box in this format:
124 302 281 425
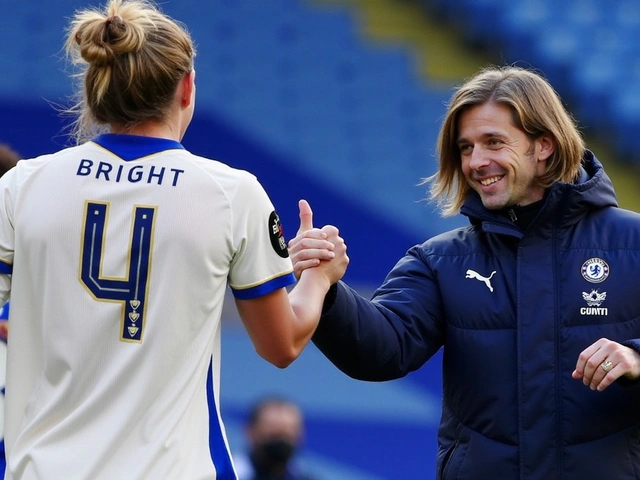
288 199 348 286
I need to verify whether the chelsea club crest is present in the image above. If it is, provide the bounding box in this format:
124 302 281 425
581 257 610 283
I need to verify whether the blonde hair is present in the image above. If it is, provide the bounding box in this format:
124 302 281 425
65 0 195 143
428 66 585 217
0 144 20 178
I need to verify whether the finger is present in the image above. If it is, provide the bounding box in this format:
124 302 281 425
574 338 608 375
574 345 600 375
293 259 320 280
291 248 336 264
289 228 328 243
595 364 621 392
583 352 611 387
588 356 618 391
288 237 335 251
297 199 314 235
321 225 339 238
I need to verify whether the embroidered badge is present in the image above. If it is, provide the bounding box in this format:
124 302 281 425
580 289 608 316
580 258 609 283
465 269 496 292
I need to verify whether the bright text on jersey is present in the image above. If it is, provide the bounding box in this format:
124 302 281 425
77 159 185 186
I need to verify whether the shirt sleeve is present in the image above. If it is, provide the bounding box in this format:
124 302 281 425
227 173 295 300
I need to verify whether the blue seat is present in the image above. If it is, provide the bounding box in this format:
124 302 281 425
610 84 640 160
570 54 622 130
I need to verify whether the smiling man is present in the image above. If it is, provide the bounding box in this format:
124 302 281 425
288 65 640 480
457 101 552 211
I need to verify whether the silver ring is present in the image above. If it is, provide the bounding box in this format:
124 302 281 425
600 360 613 373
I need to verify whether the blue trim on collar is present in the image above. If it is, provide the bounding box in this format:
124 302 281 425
92 134 185 161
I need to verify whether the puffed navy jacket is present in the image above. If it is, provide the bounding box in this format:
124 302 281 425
312 151 640 480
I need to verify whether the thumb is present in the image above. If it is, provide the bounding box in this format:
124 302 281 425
297 199 314 235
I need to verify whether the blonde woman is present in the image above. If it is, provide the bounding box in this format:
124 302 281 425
0 1 346 478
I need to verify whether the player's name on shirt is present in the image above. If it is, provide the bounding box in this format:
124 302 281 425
76 159 185 187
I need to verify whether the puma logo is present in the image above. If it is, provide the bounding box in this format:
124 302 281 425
465 269 497 292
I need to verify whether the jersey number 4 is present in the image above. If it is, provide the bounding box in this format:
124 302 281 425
80 201 156 343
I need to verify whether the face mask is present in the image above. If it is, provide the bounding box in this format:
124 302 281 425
250 438 296 472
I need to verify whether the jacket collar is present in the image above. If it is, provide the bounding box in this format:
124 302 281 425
460 150 618 235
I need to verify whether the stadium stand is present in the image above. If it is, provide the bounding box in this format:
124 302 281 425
419 0 640 164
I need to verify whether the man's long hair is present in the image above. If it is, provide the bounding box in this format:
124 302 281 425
427 66 585 217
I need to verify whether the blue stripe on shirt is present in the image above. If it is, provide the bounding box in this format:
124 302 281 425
231 272 296 300
0 261 12 275
207 359 237 479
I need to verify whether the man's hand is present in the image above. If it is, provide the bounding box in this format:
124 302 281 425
572 338 640 391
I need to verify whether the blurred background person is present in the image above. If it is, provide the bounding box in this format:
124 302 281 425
234 397 318 480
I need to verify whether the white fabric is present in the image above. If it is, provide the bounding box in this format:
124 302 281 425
0 139 294 479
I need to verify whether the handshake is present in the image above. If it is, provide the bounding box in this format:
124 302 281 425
288 199 349 286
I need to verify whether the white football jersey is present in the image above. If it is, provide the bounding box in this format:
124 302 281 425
0 134 296 479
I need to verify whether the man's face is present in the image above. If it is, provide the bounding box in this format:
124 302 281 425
457 102 553 210
248 404 302 472
251 404 301 445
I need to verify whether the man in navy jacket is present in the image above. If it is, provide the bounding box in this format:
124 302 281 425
289 66 640 479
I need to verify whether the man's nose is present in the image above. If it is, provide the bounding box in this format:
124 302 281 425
469 145 490 169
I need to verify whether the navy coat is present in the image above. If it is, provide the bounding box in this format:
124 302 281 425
312 151 640 479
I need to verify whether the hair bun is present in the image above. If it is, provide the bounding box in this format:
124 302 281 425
103 13 144 57
104 15 126 43
74 11 144 67
74 21 116 67
106 15 123 28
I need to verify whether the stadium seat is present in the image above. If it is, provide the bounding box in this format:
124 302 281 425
420 0 640 161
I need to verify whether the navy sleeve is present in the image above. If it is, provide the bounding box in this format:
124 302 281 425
617 339 640 387
312 247 445 381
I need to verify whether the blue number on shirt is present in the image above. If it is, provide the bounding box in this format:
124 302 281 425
80 201 156 343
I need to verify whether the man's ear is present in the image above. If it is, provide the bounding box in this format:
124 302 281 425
537 133 556 162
